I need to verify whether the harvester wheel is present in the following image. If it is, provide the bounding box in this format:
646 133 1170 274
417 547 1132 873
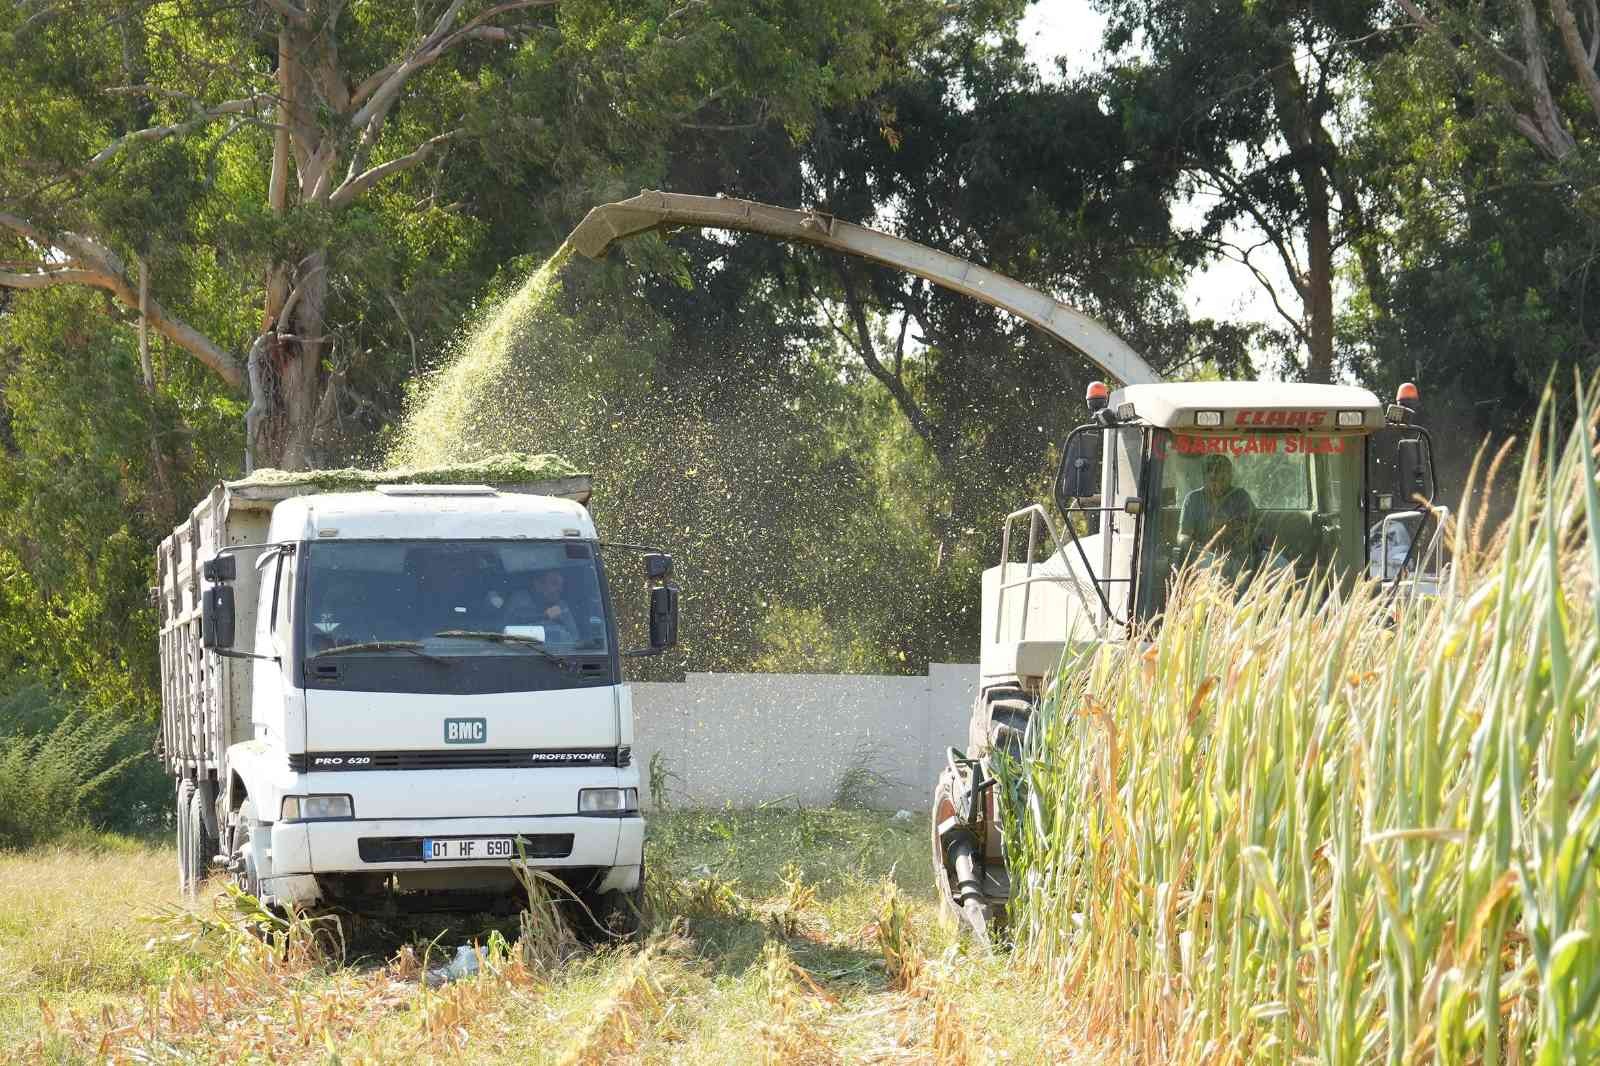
970 686 1032 759
931 768 1003 946
929 770 964 935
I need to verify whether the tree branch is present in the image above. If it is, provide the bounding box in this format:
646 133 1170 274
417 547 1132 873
1204 237 1313 350
263 0 309 22
1551 0 1600 127
243 333 270 473
329 128 461 208
0 211 52 248
87 93 274 168
1586 0 1600 67
0 215 243 387
830 256 948 463
1512 0 1579 159
347 1 548 128
0 267 111 289
1193 167 1309 303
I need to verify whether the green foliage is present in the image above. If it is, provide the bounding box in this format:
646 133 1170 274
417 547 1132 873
0 685 165 848
1344 26 1600 452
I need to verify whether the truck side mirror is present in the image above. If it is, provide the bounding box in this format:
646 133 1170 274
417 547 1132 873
1054 428 1102 512
648 585 679 649
202 584 236 649
643 552 673 581
203 554 236 583
1393 438 1432 504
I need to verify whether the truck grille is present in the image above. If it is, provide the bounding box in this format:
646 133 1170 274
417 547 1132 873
357 834 574 863
289 747 626 772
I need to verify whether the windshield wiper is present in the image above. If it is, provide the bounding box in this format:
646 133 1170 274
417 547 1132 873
309 641 453 665
432 630 578 670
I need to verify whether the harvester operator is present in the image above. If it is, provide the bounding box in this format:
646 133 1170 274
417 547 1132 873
1177 454 1258 561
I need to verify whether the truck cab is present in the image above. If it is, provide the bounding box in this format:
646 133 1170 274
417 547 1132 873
160 471 677 923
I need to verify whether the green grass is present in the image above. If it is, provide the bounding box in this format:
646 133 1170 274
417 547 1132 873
0 809 1094 1065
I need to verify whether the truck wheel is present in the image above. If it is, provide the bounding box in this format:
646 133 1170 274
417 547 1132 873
185 786 215 894
587 866 646 941
176 780 195 894
233 800 263 900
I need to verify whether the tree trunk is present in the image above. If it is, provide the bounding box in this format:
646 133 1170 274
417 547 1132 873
1270 54 1337 383
256 14 334 471
278 252 329 469
1302 171 1335 384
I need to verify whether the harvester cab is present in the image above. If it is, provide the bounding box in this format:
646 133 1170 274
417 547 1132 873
937 378 1447 941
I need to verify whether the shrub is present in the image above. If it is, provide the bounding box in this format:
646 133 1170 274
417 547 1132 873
0 684 164 847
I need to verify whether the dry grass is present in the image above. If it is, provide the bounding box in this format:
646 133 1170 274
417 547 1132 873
0 810 1114 1065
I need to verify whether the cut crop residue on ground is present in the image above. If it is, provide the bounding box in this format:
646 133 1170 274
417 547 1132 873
1 811 1105 1065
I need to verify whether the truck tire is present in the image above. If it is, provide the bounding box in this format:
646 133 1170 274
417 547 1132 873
586 865 646 941
233 799 263 900
186 786 215 893
176 780 195 894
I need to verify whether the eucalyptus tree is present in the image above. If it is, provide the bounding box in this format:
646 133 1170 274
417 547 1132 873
0 0 967 471
1342 0 1600 441
1095 0 1393 383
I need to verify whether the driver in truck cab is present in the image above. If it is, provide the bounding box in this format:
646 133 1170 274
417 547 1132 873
1177 454 1258 562
505 568 579 635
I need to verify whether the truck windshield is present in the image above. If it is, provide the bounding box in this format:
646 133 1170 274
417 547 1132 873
303 540 610 657
1141 431 1365 617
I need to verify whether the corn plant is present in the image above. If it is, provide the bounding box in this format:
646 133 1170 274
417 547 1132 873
997 383 1600 1064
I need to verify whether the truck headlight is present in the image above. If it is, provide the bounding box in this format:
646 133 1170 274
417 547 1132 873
281 794 354 821
578 788 638 814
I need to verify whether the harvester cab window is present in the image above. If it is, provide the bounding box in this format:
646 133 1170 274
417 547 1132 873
1142 430 1365 617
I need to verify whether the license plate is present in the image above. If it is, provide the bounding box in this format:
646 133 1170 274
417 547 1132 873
421 837 517 861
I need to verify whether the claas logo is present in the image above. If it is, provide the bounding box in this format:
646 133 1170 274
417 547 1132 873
1234 409 1328 427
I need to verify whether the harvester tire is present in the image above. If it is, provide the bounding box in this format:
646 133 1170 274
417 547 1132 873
931 768 1004 946
929 771 964 935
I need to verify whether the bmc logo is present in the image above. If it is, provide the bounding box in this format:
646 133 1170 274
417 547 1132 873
444 718 487 744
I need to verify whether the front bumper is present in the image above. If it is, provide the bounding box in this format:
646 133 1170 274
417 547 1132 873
269 814 644 877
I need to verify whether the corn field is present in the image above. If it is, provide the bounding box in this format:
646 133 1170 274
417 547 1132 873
1000 385 1600 1064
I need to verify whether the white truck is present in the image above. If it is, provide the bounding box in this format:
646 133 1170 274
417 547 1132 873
155 460 678 924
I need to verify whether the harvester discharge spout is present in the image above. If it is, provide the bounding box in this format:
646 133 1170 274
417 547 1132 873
566 189 1162 389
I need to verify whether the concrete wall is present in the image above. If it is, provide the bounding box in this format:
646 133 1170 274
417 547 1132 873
630 664 977 811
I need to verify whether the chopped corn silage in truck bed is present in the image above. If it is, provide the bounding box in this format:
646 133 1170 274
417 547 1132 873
225 452 590 505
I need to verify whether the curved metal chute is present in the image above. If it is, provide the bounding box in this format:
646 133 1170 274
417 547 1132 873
566 190 1162 387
